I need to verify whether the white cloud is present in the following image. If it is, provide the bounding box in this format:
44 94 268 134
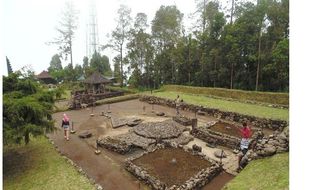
1 0 199 75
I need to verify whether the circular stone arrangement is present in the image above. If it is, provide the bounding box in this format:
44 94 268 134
133 119 185 139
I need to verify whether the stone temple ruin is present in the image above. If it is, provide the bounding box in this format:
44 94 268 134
69 71 124 109
98 119 193 154
72 95 289 189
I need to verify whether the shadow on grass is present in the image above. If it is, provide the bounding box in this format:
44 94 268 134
3 145 38 180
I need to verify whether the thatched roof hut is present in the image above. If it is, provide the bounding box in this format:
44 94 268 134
84 71 111 93
36 70 56 84
84 71 111 84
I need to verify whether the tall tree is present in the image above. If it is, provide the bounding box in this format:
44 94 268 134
89 52 112 76
126 13 154 88
49 1 78 72
48 54 63 72
111 4 132 86
152 5 183 85
3 73 55 144
6 56 13 74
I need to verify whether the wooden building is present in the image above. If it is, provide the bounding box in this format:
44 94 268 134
84 71 111 93
36 70 56 84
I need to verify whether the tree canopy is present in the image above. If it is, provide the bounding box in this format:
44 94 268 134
109 0 289 92
3 72 56 145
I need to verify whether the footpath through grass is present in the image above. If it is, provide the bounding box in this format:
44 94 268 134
3 137 94 190
151 91 288 121
223 153 289 190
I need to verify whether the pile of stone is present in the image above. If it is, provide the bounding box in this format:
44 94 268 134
111 116 142 128
78 130 92 138
99 120 193 154
133 120 186 139
172 115 192 126
98 136 132 154
140 95 288 130
250 127 289 158
113 132 156 149
163 134 194 146
125 144 222 190
231 127 289 170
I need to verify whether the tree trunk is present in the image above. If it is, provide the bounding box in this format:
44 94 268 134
120 44 123 87
70 39 73 68
256 26 262 91
230 0 234 24
25 132 30 145
230 61 234 89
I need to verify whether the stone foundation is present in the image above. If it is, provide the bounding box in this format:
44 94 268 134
140 95 288 130
191 125 242 150
173 116 192 126
98 136 132 154
98 120 193 154
125 144 222 190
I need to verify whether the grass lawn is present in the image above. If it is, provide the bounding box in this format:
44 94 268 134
3 136 95 190
151 91 288 121
223 153 289 190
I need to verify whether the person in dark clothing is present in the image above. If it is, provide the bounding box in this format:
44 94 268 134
61 113 70 140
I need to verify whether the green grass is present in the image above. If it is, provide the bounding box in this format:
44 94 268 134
151 91 288 121
161 85 289 106
223 153 289 190
96 94 140 105
3 137 95 190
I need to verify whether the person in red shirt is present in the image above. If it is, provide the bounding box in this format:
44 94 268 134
237 122 252 170
240 122 252 139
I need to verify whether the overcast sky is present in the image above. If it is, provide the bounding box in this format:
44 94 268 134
1 0 205 76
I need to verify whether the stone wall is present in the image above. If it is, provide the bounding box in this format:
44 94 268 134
248 127 289 160
125 144 222 190
190 126 241 150
139 95 288 130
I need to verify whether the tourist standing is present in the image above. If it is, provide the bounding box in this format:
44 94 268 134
238 122 252 170
61 113 70 141
175 95 181 115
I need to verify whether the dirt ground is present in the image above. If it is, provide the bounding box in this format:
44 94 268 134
49 99 237 190
133 148 212 187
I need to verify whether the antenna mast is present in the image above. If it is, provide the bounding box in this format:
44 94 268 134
86 0 99 58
